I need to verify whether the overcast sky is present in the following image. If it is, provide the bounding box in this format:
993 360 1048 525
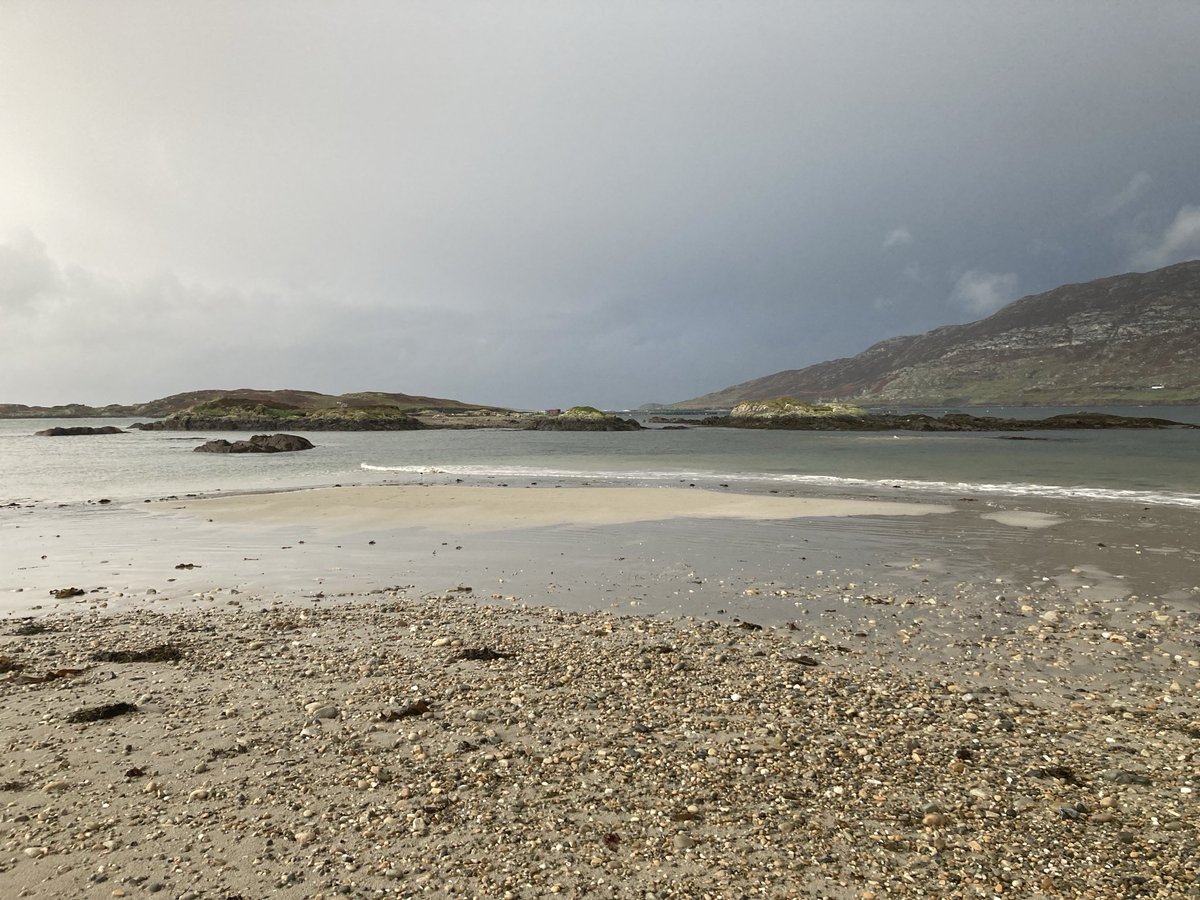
3 2 1199 409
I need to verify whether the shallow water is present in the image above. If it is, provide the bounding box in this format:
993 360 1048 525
3 407 1199 508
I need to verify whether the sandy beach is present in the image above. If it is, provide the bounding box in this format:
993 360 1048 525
2 485 1198 898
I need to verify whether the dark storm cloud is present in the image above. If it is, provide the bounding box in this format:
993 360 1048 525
2 2 1199 408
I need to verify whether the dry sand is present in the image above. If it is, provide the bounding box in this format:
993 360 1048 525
2 485 1198 898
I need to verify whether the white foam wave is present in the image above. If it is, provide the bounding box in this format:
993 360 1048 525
359 462 1200 509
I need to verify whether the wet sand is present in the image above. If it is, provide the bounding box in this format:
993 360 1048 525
1 484 1198 897
171 484 953 530
2 483 1196 621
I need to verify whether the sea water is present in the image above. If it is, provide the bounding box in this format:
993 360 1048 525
2 407 1199 509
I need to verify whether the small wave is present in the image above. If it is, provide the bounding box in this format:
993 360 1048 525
780 474 1200 510
360 462 1200 509
362 464 449 474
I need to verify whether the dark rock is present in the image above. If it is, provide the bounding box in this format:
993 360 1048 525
787 655 820 667
52 587 85 599
705 410 1196 432
67 702 138 723
457 647 514 661
1027 765 1084 785
193 433 315 454
92 644 183 663
9 621 51 636
35 426 124 436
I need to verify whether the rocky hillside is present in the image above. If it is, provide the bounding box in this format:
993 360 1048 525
680 260 1200 407
0 388 509 419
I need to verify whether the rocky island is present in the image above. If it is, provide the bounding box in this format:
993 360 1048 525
34 426 125 436
131 398 427 432
523 406 642 432
696 399 1197 432
129 398 641 433
193 434 315 453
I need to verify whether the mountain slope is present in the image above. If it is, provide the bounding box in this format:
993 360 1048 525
680 260 1200 407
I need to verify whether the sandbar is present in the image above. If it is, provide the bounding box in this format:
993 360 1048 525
177 484 953 532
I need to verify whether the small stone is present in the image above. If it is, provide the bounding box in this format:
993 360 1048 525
672 834 695 850
922 812 949 828
305 702 338 720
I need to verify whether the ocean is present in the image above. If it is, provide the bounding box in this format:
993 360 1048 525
3 406 1199 509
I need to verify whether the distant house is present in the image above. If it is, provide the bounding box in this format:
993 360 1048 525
545 408 562 416
1150 384 1166 390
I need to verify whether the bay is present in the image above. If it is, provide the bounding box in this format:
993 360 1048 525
2 405 1198 509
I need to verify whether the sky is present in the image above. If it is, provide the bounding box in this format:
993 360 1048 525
3 2 1200 410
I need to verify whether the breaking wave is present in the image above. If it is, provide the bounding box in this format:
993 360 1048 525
360 463 1200 510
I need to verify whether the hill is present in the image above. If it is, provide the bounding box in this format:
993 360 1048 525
0 388 510 419
677 260 1200 408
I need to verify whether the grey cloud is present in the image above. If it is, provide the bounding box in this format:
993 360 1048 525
1132 206 1200 270
950 271 1020 317
2 3 1200 407
0 231 62 312
1096 171 1153 217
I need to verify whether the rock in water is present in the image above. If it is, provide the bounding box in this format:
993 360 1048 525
193 433 315 453
35 426 124 436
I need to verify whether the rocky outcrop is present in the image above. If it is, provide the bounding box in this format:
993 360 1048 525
704 409 1196 432
679 260 1200 407
525 407 643 431
525 417 643 432
728 400 864 419
133 400 427 432
2 389 511 420
137 414 425 432
35 426 124 436
193 434 315 453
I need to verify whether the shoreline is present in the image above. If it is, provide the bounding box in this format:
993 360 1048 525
3 482 1198 621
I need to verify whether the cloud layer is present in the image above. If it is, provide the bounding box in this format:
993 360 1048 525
2 2 1199 408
